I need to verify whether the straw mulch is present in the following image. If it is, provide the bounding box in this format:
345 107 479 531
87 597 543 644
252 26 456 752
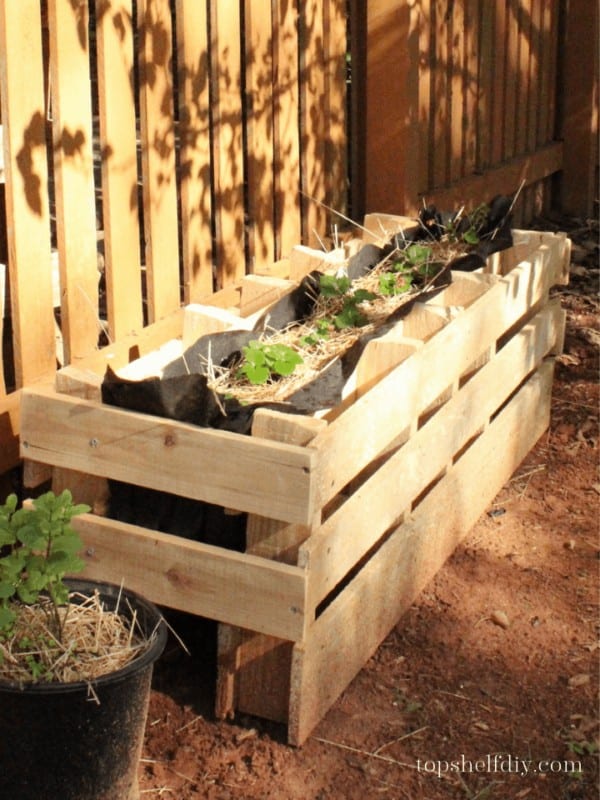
0 591 154 690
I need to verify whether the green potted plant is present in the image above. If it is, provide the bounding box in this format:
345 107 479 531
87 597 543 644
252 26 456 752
0 489 167 800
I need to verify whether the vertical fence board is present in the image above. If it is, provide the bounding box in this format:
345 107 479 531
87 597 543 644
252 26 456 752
463 0 478 177
300 0 327 245
176 0 213 302
211 0 245 288
449 0 465 184
138 0 181 322
417 0 432 195
48 0 99 364
477 0 494 172
95 0 144 341
527 0 542 154
432 0 449 188
273 0 301 259
491 0 507 166
0 1 55 387
536 0 552 147
515 0 532 155
245 1 276 273
323 0 348 219
504 0 519 160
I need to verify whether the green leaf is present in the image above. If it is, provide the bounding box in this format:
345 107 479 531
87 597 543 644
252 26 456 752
406 244 432 265
0 581 16 600
240 363 270 384
319 273 351 297
351 289 377 304
17 524 47 550
50 531 84 555
462 229 480 245
0 606 16 631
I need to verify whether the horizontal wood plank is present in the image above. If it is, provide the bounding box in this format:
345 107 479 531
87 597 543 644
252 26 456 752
289 361 554 744
19 387 317 524
72 512 307 641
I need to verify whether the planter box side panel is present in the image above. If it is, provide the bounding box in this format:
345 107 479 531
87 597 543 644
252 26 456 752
288 361 555 745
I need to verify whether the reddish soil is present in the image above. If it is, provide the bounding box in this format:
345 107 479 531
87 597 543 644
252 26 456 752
141 215 599 800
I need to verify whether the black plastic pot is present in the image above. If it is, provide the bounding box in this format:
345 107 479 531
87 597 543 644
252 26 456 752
0 579 167 800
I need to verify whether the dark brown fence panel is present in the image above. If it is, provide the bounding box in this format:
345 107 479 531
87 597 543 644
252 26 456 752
361 0 567 222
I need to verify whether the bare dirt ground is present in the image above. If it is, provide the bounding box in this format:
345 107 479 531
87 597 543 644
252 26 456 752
141 214 599 800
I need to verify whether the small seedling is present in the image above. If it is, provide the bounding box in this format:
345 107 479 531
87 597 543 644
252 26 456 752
237 340 303 385
0 490 90 647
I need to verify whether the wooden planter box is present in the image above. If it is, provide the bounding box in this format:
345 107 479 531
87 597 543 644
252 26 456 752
19 224 569 744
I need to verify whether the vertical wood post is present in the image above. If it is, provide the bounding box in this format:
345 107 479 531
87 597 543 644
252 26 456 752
363 0 421 216
559 0 598 216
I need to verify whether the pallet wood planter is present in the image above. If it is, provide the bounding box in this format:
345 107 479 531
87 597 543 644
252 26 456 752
18 224 569 745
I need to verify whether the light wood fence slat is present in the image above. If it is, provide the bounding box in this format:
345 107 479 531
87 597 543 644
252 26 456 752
273 0 301 259
245 1 276 273
48 0 100 364
300 0 327 244
95 0 144 341
175 0 213 302
211 0 246 288
323 0 348 218
137 0 181 322
0 1 56 387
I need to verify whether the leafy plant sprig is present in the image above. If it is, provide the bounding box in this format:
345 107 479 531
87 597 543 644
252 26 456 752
0 490 90 645
237 340 304 385
318 273 377 330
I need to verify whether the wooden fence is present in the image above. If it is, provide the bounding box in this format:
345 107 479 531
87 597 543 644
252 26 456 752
0 0 597 479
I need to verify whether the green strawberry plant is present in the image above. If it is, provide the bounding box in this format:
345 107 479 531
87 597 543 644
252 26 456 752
237 340 304 385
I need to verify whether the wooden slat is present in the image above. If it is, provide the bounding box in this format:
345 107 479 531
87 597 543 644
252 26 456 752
48 0 100 364
300 0 327 244
417 0 432 194
432 0 449 188
175 0 214 302
476 0 494 172
289 361 554 745
138 0 181 322
364 0 420 213
0 389 20 474
323 0 348 216
301 300 564 611
273 0 301 259
211 0 245 287
222 410 326 724
537 0 553 146
515 0 532 156
463 0 478 176
449 0 465 183
0 0 56 387
311 234 566 504
491 0 508 166
19 387 317 525
73 512 307 641
95 0 144 340
503 0 519 160
527 0 542 154
245 1 276 273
